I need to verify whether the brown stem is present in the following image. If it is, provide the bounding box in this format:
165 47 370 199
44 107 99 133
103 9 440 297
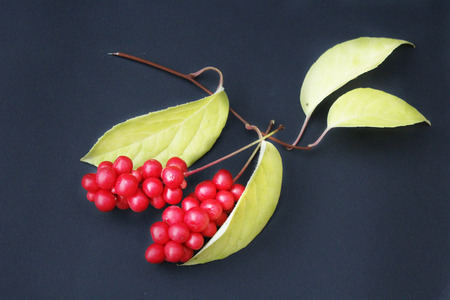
184 125 283 178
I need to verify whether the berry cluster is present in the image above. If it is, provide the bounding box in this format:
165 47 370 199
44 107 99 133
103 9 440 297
145 169 245 264
81 156 188 212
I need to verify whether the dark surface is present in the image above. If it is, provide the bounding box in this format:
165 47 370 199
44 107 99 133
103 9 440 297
1 1 449 299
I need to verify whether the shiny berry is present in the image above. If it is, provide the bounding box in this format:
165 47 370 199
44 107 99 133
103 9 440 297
127 188 149 212
86 191 96 202
212 169 234 190
141 159 162 179
150 221 170 244
162 206 185 226
184 207 209 232
168 222 191 244
149 195 166 209
131 169 143 183
164 241 184 263
184 232 204 250
162 186 183 205
215 211 228 226
112 156 133 174
161 166 185 188
195 180 217 202
180 246 194 263
145 244 165 264
115 173 139 197
97 161 113 169
200 199 223 221
230 183 245 202
216 190 235 211
201 221 217 237
142 177 164 198
94 189 117 212
166 157 188 173
181 196 200 211
115 195 129 210
81 173 99 192
95 166 117 190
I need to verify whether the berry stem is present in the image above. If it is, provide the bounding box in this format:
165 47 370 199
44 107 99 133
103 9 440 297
184 125 284 178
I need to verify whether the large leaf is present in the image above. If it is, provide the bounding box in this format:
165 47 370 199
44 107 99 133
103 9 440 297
81 89 229 168
182 141 283 266
300 37 413 117
327 88 430 129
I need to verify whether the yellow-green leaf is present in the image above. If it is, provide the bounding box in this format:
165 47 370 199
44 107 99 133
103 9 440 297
327 88 430 129
81 90 229 168
300 37 414 117
182 141 283 266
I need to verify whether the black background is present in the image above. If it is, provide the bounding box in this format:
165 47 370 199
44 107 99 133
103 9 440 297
1 1 449 299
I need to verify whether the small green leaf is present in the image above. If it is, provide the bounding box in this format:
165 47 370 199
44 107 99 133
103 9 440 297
81 90 229 168
327 88 430 129
182 141 283 266
300 37 414 117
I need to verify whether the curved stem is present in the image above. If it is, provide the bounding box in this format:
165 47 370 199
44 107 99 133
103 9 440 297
288 115 310 149
190 66 224 94
308 127 330 148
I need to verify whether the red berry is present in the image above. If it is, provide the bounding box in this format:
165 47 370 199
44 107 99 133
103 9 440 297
181 196 200 212
127 188 149 212
150 221 170 245
180 246 194 263
168 222 191 244
212 169 234 191
180 179 187 189
142 177 164 198
230 183 245 202
215 211 228 226
112 156 133 174
94 189 117 212
195 180 217 202
184 207 209 232
164 241 184 263
81 173 99 192
166 157 188 173
162 206 185 226
162 186 183 205
97 161 113 169
86 191 96 202
115 195 129 210
215 190 235 211
141 159 163 179
115 173 139 197
201 221 217 237
131 169 143 183
145 244 165 264
184 232 204 250
200 199 223 221
161 166 185 188
149 195 166 209
95 166 117 190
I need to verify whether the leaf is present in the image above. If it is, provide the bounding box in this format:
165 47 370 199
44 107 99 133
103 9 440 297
327 88 430 129
81 89 229 168
181 141 283 266
300 37 414 117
